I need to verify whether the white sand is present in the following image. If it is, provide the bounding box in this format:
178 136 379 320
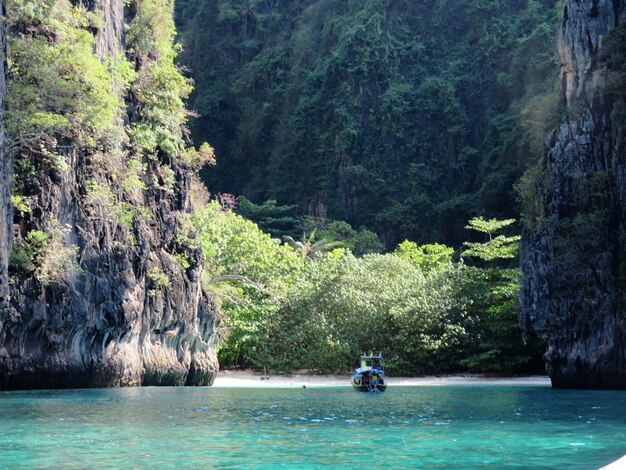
212 370 551 388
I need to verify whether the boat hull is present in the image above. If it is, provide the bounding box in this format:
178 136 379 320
352 383 387 392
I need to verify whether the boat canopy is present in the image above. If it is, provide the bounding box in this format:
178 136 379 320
359 352 384 368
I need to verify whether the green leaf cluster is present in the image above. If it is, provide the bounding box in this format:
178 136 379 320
194 201 304 366
394 241 454 272
462 217 521 261
7 0 130 154
9 221 80 286
127 0 193 161
147 267 172 296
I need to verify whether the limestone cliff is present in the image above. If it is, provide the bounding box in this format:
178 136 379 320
521 0 626 388
0 0 8 308
0 0 220 389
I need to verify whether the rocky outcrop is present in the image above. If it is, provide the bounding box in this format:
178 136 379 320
521 0 626 388
91 0 125 57
0 0 9 308
0 0 220 390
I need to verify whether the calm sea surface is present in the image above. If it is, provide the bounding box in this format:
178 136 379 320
0 385 625 469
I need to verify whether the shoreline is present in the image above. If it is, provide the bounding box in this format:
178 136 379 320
212 370 551 388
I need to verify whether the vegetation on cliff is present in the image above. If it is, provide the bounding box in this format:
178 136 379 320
6 0 213 283
7 0 131 283
176 0 560 247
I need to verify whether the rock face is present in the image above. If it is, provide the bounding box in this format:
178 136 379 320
521 0 626 388
0 0 9 309
0 0 220 390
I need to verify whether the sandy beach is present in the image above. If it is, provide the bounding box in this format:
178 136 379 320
213 370 551 387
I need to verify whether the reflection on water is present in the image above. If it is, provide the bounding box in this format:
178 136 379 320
1 386 625 468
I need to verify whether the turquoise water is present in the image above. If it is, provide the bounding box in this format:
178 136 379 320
1 385 625 469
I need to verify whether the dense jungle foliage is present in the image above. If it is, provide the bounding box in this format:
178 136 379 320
175 0 561 246
195 203 542 374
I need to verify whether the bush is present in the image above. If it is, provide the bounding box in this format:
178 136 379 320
11 223 80 287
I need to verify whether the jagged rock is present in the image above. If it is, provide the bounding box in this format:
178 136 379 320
521 0 626 389
0 0 8 308
0 0 220 390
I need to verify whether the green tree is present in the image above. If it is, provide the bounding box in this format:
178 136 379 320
7 0 128 159
237 197 299 238
462 217 520 261
461 217 541 372
194 201 304 368
395 241 455 272
282 231 343 260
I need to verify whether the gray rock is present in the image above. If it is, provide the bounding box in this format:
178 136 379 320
0 0 220 390
0 0 9 308
521 0 626 388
